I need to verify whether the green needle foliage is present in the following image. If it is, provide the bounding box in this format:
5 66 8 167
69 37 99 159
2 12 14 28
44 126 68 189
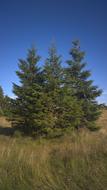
10 41 102 136
0 86 4 115
43 45 64 133
11 48 47 135
65 40 102 129
0 86 11 116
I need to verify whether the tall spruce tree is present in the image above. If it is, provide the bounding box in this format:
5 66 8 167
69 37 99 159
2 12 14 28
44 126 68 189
43 44 63 92
43 45 83 131
11 48 46 134
65 40 102 129
11 42 102 136
43 45 63 131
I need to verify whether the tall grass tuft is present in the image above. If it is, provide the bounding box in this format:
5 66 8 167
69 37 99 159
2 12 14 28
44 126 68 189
0 130 107 190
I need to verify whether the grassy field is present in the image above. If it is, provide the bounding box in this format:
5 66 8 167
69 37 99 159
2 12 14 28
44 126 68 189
0 109 107 190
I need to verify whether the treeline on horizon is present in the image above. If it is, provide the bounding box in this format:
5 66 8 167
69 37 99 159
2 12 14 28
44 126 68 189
0 40 103 137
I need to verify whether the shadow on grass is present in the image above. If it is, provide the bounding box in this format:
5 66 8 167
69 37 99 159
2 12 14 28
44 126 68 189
0 126 15 136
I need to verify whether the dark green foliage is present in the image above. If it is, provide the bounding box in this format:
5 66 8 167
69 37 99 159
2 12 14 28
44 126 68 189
65 40 102 128
0 86 11 116
11 48 47 134
3 96 12 117
0 86 4 115
56 88 83 129
43 45 63 91
43 45 63 131
43 45 83 133
11 41 102 136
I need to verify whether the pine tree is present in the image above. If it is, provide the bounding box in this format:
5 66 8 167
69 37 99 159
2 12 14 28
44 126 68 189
43 44 83 132
3 96 12 117
43 44 63 132
0 86 4 115
11 48 46 134
43 44 63 92
0 86 12 116
65 40 102 129
10 42 102 136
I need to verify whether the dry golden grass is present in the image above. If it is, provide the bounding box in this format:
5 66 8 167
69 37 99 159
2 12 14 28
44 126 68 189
0 130 107 190
97 109 107 126
0 110 107 189
97 108 107 134
0 116 11 128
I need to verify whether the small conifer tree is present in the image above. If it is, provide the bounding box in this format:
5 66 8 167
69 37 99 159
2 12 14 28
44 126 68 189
0 86 4 115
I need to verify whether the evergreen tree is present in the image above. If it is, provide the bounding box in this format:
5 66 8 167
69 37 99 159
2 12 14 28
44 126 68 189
11 48 46 134
3 96 12 117
43 45 63 131
65 40 102 129
43 44 83 132
0 86 12 116
43 44 63 91
11 42 102 136
0 86 4 115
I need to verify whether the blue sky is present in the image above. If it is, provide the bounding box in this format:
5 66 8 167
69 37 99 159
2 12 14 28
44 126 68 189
0 0 107 104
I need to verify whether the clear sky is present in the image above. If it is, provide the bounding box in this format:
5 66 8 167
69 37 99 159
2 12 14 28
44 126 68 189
0 0 107 104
